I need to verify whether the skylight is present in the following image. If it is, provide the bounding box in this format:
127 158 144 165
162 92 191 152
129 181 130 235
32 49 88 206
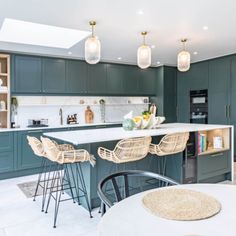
0 18 91 49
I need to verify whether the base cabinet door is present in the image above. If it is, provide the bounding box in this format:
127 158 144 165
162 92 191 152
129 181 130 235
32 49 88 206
17 130 43 170
0 152 14 173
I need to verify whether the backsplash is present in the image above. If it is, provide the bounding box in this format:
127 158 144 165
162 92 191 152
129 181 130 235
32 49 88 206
14 96 149 128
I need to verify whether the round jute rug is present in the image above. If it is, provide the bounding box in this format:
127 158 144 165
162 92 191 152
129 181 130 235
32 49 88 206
142 188 221 221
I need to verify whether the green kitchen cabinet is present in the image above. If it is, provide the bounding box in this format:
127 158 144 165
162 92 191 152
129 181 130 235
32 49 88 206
106 64 124 94
66 60 87 94
123 66 140 95
12 55 42 93
42 58 66 93
197 151 230 181
87 63 107 94
17 130 44 170
208 57 230 124
138 68 156 95
152 66 177 122
230 56 236 156
0 132 14 173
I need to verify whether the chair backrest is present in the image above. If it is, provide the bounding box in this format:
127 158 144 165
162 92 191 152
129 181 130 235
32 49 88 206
27 136 45 157
113 136 152 163
97 170 178 209
41 137 60 162
155 132 189 156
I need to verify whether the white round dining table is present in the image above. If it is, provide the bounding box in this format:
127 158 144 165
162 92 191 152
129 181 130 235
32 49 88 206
98 184 236 236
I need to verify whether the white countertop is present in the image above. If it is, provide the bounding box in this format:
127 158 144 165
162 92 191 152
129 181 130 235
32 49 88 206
0 121 121 133
43 123 233 145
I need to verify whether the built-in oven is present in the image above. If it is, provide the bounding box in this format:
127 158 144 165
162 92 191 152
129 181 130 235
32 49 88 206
190 89 208 124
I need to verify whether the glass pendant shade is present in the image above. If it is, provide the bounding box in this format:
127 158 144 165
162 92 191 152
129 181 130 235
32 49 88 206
85 21 101 64
137 31 151 69
137 45 151 69
177 39 190 72
177 50 190 72
85 36 101 64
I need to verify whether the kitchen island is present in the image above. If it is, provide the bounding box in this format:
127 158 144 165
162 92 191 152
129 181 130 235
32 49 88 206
44 123 234 209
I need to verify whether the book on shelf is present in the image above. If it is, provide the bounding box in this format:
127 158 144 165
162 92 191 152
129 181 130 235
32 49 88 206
198 133 207 153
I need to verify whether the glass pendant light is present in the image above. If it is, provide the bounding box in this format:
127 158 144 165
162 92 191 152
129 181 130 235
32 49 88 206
177 39 191 72
85 21 101 64
137 31 151 69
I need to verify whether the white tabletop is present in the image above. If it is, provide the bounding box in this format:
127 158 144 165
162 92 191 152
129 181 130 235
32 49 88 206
98 184 236 236
43 123 232 145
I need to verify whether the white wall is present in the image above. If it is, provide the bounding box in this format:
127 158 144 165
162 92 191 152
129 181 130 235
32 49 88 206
15 96 149 128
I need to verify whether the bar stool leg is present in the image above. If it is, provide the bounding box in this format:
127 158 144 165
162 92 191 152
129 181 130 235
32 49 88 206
53 167 64 228
64 164 76 203
45 164 60 214
76 163 93 218
69 163 81 205
33 158 46 202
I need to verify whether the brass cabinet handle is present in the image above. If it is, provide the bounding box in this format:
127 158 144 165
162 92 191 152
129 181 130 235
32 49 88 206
211 152 224 157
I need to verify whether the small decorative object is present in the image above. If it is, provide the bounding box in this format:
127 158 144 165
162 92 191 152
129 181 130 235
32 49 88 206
79 99 85 104
127 100 131 104
123 111 165 130
99 99 106 123
213 136 223 149
149 103 157 116
67 114 78 124
85 106 94 123
11 97 18 128
122 119 135 131
0 79 2 87
143 98 148 103
0 100 6 111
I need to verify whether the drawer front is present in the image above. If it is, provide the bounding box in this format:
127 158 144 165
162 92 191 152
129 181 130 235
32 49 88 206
0 132 14 152
197 151 230 180
0 152 14 173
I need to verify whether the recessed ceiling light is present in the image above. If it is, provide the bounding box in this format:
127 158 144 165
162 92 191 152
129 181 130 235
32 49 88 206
137 9 144 15
203 26 208 31
157 61 161 65
68 51 72 55
117 57 122 60
151 45 156 49
193 51 198 55
0 18 91 49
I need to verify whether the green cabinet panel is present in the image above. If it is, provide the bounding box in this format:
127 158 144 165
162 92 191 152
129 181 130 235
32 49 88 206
87 63 107 94
106 64 124 94
17 130 43 170
0 132 14 152
208 57 230 124
13 55 42 93
230 56 236 156
42 58 66 93
138 68 156 95
123 66 139 95
0 152 14 173
197 151 230 181
66 60 87 94
177 95 189 122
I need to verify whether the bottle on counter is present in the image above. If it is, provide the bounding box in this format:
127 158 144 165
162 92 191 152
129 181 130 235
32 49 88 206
149 103 157 116
85 106 94 123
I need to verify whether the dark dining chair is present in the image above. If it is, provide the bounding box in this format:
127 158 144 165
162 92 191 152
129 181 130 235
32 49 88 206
97 170 179 215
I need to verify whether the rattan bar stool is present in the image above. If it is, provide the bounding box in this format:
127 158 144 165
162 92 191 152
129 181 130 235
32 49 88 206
41 137 95 228
149 132 189 175
27 136 74 212
97 136 152 214
98 136 152 164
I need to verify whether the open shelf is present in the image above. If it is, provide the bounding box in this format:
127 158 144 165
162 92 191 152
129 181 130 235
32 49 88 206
198 147 229 156
198 128 230 156
0 54 10 129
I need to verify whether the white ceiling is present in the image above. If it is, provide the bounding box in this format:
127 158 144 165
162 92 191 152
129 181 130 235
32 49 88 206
0 0 236 66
